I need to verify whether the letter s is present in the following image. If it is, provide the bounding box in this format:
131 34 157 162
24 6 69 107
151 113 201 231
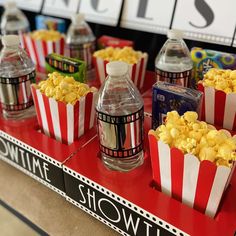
91 0 107 13
189 0 214 28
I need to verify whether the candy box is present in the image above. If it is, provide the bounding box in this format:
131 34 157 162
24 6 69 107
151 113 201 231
22 30 65 68
35 15 66 33
190 47 236 88
31 84 98 145
45 53 86 83
93 47 148 90
97 35 134 49
152 82 202 129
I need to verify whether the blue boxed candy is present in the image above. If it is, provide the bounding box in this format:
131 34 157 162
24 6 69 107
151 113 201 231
35 15 66 33
152 82 202 129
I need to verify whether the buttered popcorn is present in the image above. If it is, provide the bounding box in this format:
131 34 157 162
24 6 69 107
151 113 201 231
200 68 236 93
31 30 62 41
149 111 236 167
35 72 96 104
93 47 143 64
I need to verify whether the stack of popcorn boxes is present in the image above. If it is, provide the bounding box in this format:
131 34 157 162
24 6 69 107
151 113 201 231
93 47 148 91
148 111 236 217
31 72 98 144
23 30 65 69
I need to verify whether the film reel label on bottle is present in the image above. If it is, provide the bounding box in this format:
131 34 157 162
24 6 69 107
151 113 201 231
96 107 144 158
156 68 192 87
0 70 36 111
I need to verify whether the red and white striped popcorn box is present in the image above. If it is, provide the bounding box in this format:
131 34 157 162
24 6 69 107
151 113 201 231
93 53 148 90
198 84 236 131
22 33 65 68
31 85 98 145
148 133 235 218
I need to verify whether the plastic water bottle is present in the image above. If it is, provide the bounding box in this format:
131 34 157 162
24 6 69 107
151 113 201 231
66 13 95 69
0 35 36 119
155 29 193 87
96 61 144 172
0 1 30 35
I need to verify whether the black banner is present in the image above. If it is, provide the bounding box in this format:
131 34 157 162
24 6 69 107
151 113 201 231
0 135 65 193
64 172 180 236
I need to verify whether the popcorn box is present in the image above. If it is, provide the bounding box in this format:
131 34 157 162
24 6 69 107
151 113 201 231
31 85 98 145
190 47 236 88
22 33 65 68
148 133 235 218
97 35 134 49
93 53 148 90
198 83 236 131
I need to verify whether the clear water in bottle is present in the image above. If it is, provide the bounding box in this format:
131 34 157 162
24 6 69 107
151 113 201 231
0 35 36 119
0 1 30 35
96 61 144 172
155 29 193 87
66 13 95 69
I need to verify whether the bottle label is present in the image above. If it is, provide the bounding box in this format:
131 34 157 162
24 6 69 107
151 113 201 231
96 107 144 159
0 70 36 111
65 41 95 69
156 68 192 87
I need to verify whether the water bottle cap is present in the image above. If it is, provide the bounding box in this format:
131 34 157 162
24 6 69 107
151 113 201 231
1 35 20 47
72 13 85 24
106 61 129 77
167 29 183 40
4 1 16 9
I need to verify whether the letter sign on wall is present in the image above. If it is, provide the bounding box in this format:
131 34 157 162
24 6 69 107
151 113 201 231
172 0 236 46
79 0 123 26
42 0 80 19
121 0 176 34
0 0 43 12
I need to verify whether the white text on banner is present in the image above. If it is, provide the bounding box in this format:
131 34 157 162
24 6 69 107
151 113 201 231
0 0 43 12
120 0 175 35
79 0 123 26
42 0 80 19
172 0 236 46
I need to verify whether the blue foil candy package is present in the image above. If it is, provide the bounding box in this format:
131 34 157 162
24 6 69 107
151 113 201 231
152 82 203 129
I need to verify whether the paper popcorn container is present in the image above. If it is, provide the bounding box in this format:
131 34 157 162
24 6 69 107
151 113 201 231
31 86 97 145
148 133 235 218
22 34 65 68
93 53 148 90
198 83 236 131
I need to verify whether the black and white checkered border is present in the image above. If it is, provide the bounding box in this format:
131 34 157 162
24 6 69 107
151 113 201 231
66 196 128 236
0 131 61 168
0 155 65 197
121 20 169 35
63 166 189 236
182 31 232 45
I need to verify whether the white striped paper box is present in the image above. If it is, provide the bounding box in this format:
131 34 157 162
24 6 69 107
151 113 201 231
148 133 235 218
31 85 98 145
198 83 236 131
22 33 65 68
92 53 148 90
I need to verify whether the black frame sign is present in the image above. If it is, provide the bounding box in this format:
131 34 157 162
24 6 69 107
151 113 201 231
63 166 189 236
0 131 65 196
